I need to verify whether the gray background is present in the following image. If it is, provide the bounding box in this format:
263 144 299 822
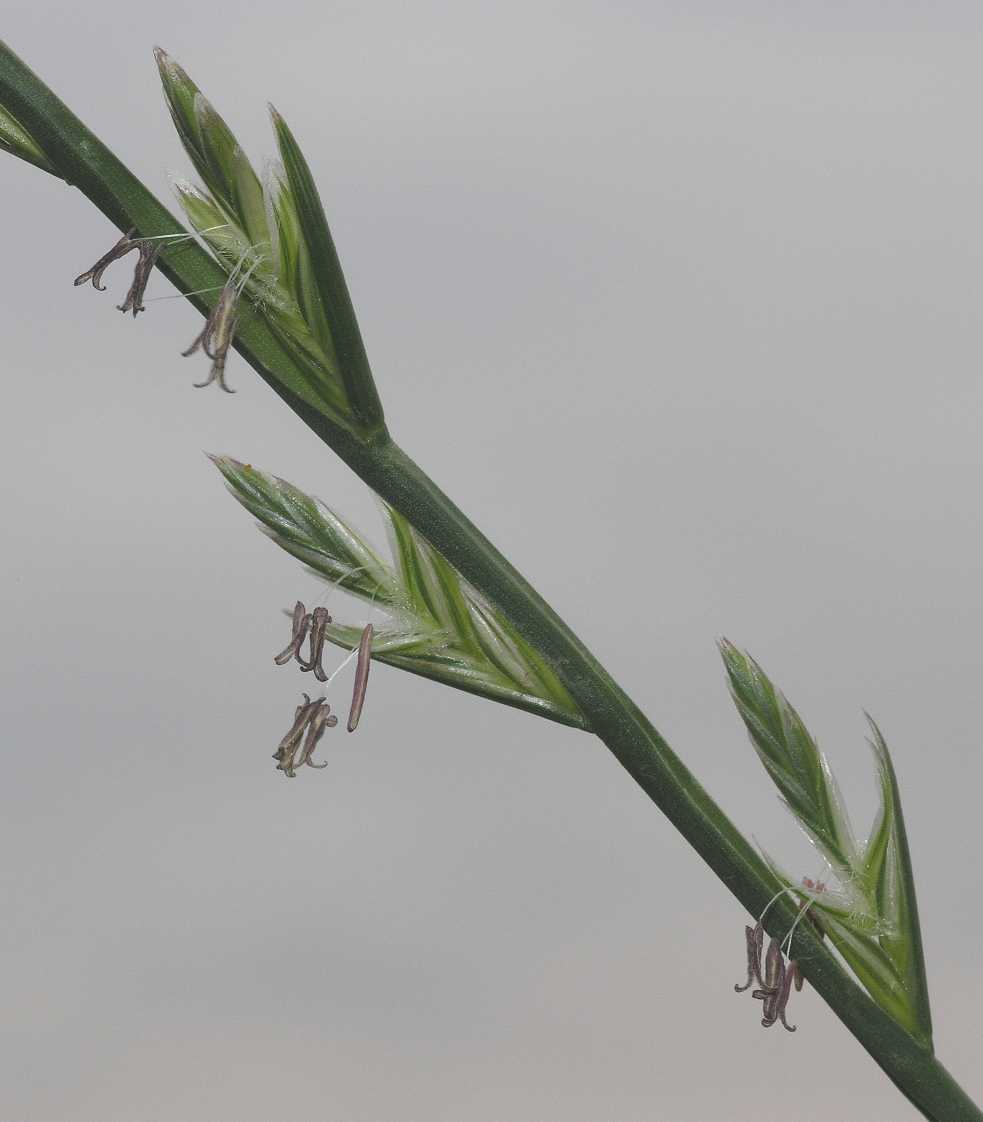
2 3 982 1119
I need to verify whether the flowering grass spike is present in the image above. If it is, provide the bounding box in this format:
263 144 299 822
154 49 385 432
720 640 932 1044
211 455 586 729
0 37 975 1118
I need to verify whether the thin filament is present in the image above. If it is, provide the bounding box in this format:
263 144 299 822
322 584 383 687
136 223 230 243
144 285 225 303
782 896 818 957
759 885 797 925
323 645 360 688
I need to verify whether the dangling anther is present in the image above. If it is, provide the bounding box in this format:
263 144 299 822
183 278 239 393
273 693 318 777
183 247 264 393
734 922 765 993
768 956 799 1032
347 624 374 732
306 607 332 682
274 601 311 666
116 241 162 316
296 702 339 770
273 694 336 778
74 228 139 291
752 936 788 1027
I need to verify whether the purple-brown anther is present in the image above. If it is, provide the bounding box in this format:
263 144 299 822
770 959 798 1032
749 938 800 1032
273 694 337 778
273 601 333 680
274 601 311 666
753 940 787 1028
273 693 318 777
791 959 804 992
182 279 239 393
753 936 785 997
116 241 161 316
74 228 139 291
735 921 764 993
295 703 338 770
347 623 374 732
304 607 332 682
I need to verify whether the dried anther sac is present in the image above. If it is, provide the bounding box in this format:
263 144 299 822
734 922 765 993
74 228 140 291
116 242 161 316
183 279 239 393
273 693 337 777
734 924 801 1033
273 601 332 680
754 949 800 1032
74 228 162 315
274 601 311 666
347 624 373 732
304 608 332 682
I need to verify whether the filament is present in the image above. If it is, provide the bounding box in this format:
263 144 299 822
758 885 797 925
136 223 230 243
782 895 817 957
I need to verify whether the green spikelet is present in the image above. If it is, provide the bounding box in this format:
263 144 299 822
212 455 586 729
720 640 932 1045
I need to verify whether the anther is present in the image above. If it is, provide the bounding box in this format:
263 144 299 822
183 278 239 393
734 922 764 993
273 693 319 777
295 703 338 770
772 959 799 1032
74 228 139 291
752 937 787 1027
273 694 337 778
347 623 374 732
116 242 161 316
304 607 333 682
734 880 818 1032
274 601 311 665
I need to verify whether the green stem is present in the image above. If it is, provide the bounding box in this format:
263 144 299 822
0 40 977 1122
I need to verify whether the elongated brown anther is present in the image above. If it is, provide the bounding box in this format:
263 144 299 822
273 694 338 777
74 228 138 290
747 937 800 1032
771 959 798 1032
183 278 238 392
750 936 785 1006
296 703 338 770
273 693 319 777
305 607 332 681
347 623 373 732
734 922 764 993
274 601 311 665
116 241 161 316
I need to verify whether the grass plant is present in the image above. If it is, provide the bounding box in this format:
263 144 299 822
0 39 977 1120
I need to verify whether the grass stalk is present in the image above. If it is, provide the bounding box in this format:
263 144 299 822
0 39 978 1121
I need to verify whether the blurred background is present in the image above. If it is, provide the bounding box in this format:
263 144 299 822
2 3 982 1119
